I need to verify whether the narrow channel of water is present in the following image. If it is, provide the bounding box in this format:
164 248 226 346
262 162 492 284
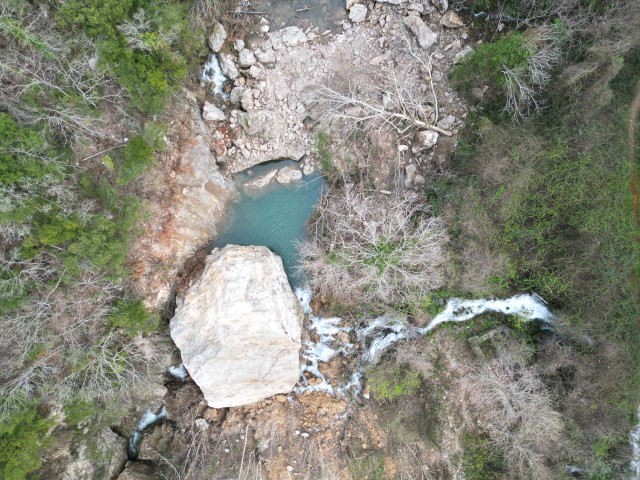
211 160 325 288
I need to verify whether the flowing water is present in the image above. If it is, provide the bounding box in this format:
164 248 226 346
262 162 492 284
128 406 167 459
211 160 325 287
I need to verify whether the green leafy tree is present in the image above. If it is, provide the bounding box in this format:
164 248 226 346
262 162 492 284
56 0 134 37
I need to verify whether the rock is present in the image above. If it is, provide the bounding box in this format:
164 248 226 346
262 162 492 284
218 53 239 80
432 0 448 13
346 0 361 9
407 2 424 13
403 16 438 50
260 24 270 33
238 49 257 68
241 88 254 111
137 423 172 461
256 50 276 65
374 0 408 4
454 45 474 64
441 10 464 28
202 407 226 424
202 102 226 122
301 161 315 175
195 418 209 430
208 21 227 52
237 110 283 141
405 164 417 187
276 166 303 184
234 38 245 51
244 168 278 188
437 114 456 131
117 461 160 480
170 246 304 408
412 130 439 153
230 87 244 105
349 3 367 23
471 87 485 100
269 26 308 50
414 174 425 185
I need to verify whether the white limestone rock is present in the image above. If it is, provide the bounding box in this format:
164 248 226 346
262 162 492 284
208 22 227 52
170 245 304 408
412 130 439 153
218 53 239 80
244 168 278 188
238 49 257 68
276 165 303 184
441 10 464 28
403 16 438 50
349 3 367 23
202 102 226 122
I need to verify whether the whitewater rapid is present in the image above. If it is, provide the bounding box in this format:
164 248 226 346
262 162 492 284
294 286 554 396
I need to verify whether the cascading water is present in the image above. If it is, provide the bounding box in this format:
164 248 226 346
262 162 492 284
201 54 228 97
128 406 167 459
294 285 554 396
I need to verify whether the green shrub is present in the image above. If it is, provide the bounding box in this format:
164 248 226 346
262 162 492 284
452 32 531 100
461 432 506 480
109 298 159 337
117 137 155 185
0 404 54 480
56 0 133 37
64 399 96 427
368 363 422 403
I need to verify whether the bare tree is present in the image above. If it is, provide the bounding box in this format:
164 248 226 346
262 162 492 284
463 349 563 479
299 187 447 305
311 66 453 138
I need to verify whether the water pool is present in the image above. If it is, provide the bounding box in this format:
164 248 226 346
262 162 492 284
212 159 325 287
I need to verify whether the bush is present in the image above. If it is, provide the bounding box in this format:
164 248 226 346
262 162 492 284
56 0 134 37
117 137 155 185
300 190 447 305
461 432 506 480
109 298 159 337
64 399 96 426
0 404 54 480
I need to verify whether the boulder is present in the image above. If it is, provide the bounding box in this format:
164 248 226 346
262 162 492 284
256 49 276 65
218 53 239 80
432 0 448 13
202 102 226 122
403 16 438 50
238 49 257 68
437 114 456 131
244 168 278 188
234 38 245 51
208 21 227 52
241 88 254 111
230 87 244 105
276 166 303 184
170 246 304 408
407 2 424 14
412 130 439 153
117 461 160 480
441 10 464 28
269 26 308 50
237 110 284 141
349 3 367 23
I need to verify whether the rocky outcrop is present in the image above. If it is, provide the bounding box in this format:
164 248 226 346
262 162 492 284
269 26 308 50
170 245 304 408
403 16 438 50
117 462 160 480
238 49 257 68
208 21 226 52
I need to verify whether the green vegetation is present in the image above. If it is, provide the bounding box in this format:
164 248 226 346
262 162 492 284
0 405 54 480
109 298 159 337
315 130 335 177
461 432 505 480
368 363 422 402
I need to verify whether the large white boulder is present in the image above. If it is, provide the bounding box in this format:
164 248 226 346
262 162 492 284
208 21 227 52
170 245 304 408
